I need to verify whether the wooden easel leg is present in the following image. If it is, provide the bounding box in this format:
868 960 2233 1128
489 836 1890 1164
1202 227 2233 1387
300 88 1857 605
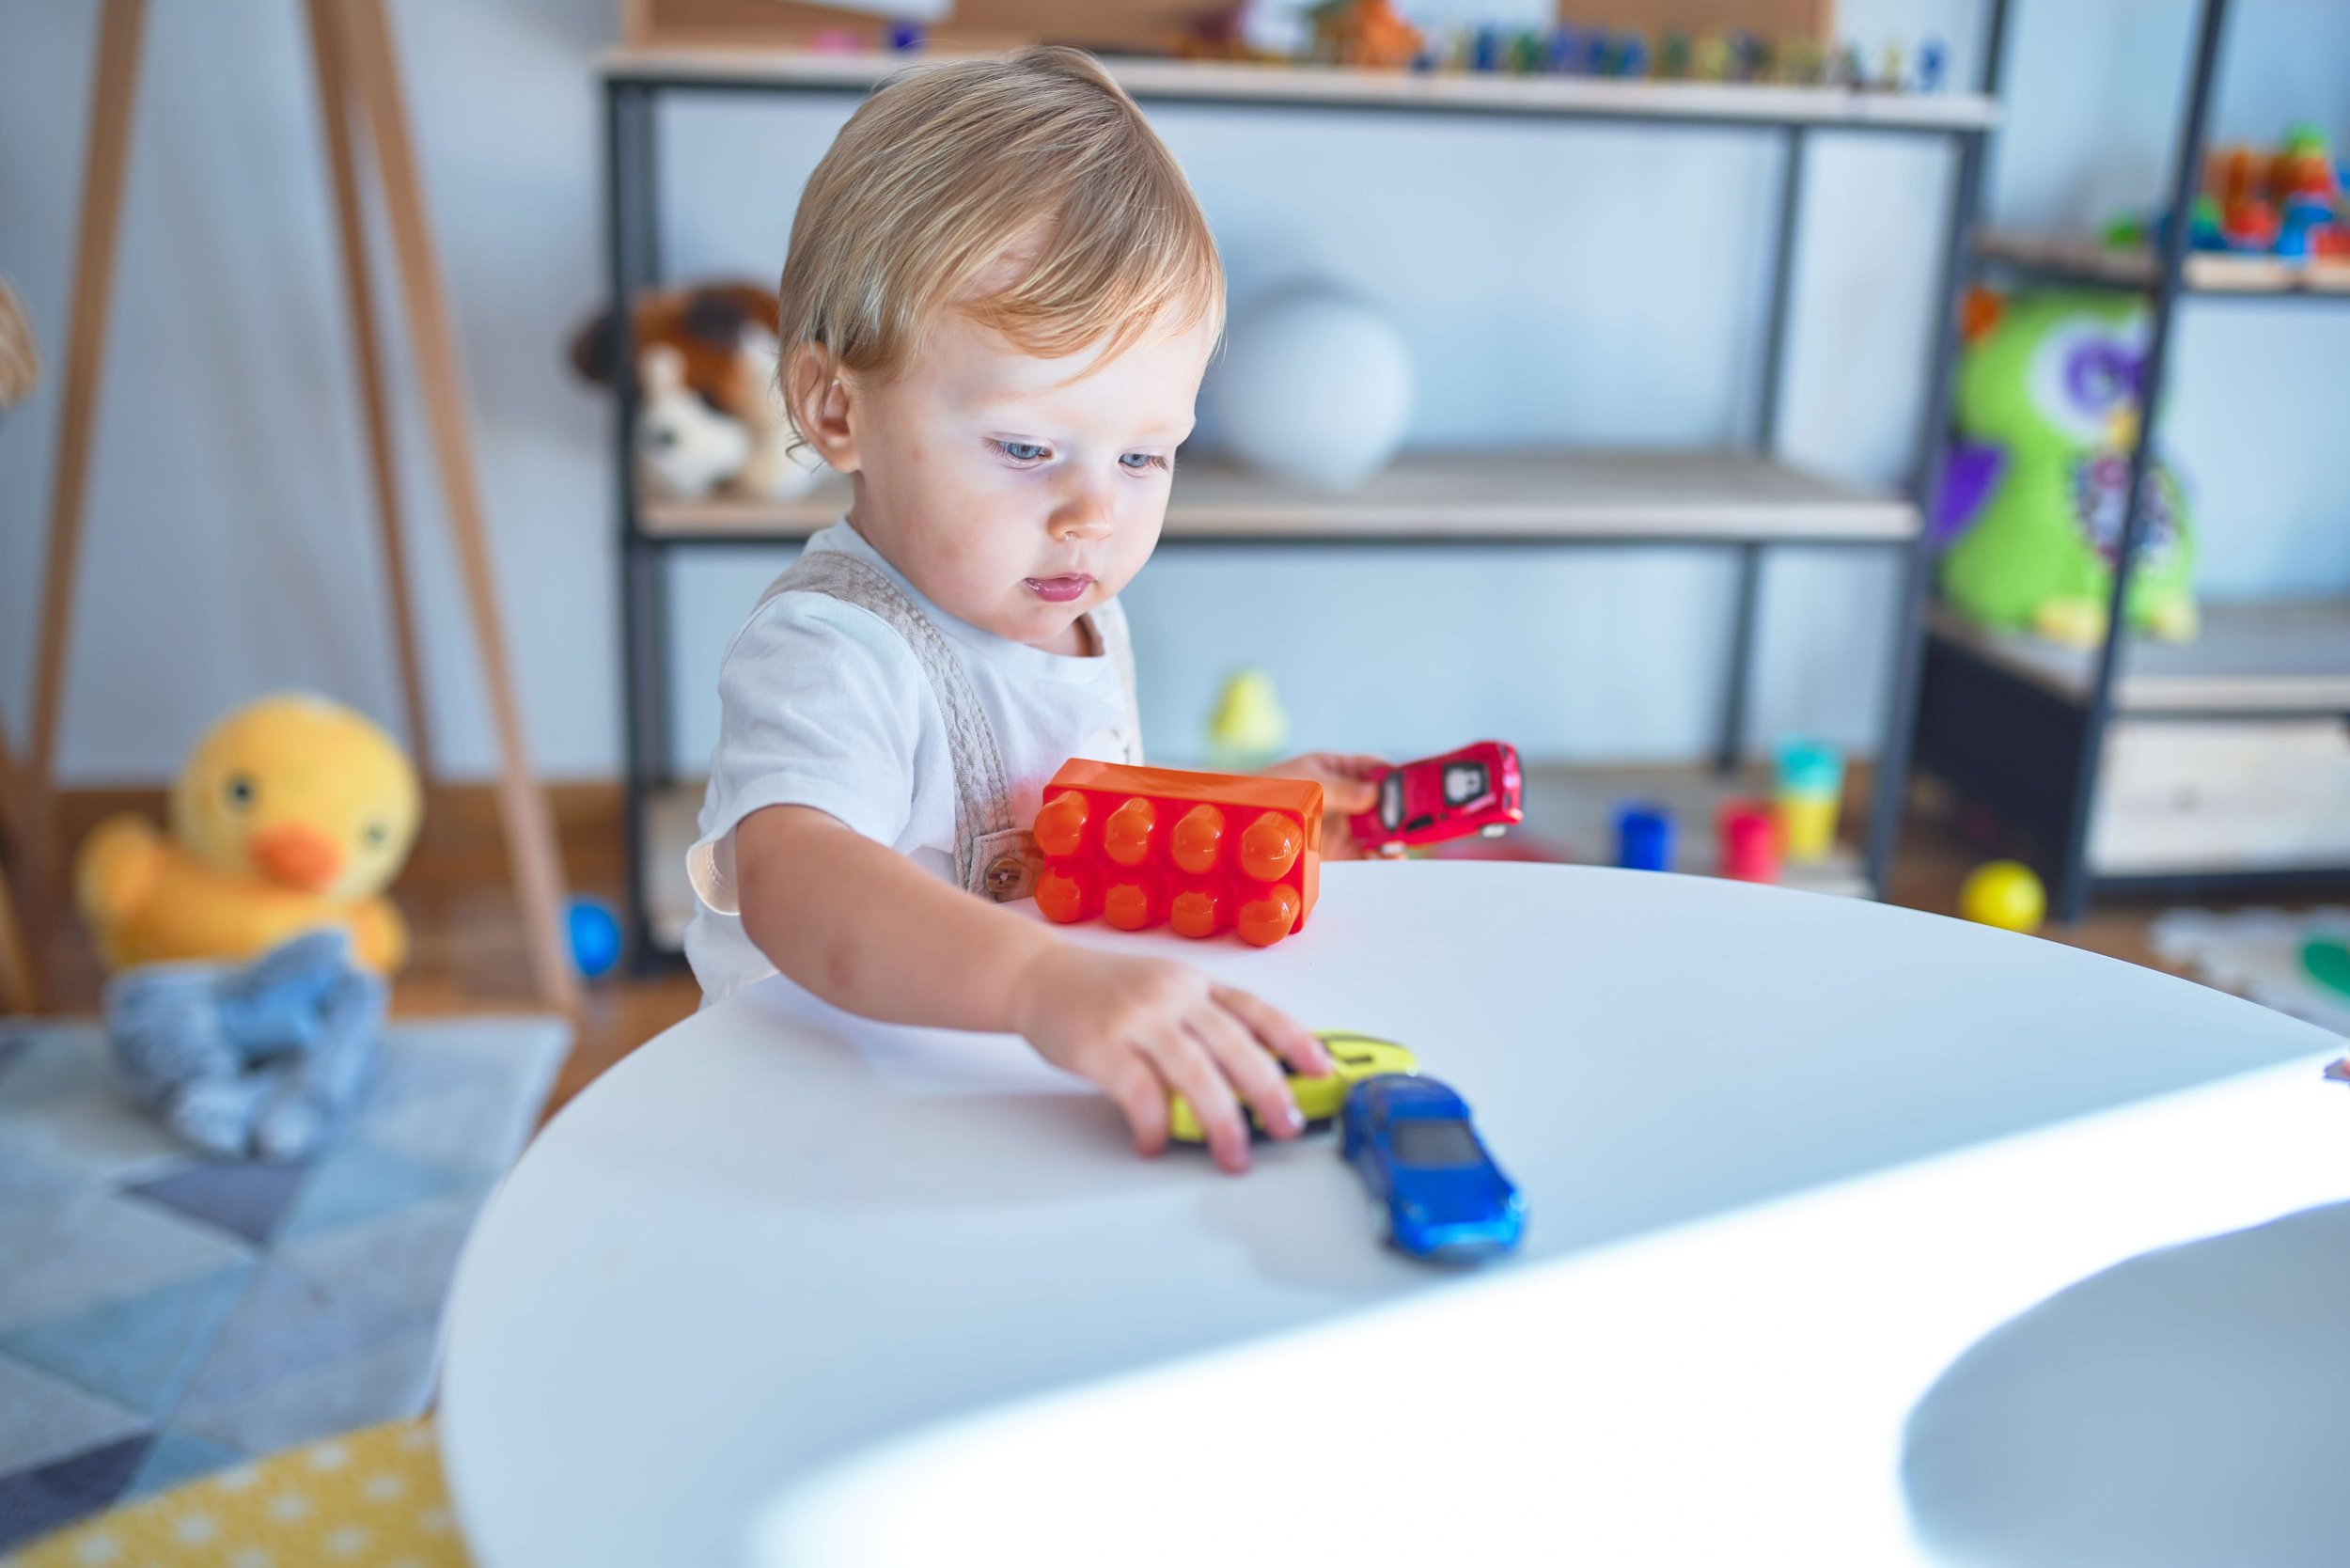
0 729 23 849
331 0 579 1012
304 0 435 789
0 858 41 1016
0 729 26 1009
23 0 149 947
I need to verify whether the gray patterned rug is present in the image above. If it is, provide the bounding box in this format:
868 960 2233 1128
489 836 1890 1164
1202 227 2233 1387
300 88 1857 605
2152 908 2350 1041
0 1015 566 1552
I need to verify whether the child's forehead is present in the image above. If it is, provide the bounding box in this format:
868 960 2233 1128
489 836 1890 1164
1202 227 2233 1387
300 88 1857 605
918 306 1212 418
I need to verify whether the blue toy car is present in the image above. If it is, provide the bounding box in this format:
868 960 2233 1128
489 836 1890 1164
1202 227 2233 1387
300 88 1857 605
1340 1074 1525 1262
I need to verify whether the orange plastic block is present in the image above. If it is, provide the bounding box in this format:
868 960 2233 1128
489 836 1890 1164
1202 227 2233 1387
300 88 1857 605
1032 761 1323 948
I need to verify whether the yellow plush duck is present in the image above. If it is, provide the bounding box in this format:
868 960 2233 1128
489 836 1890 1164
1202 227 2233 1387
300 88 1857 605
76 695 421 975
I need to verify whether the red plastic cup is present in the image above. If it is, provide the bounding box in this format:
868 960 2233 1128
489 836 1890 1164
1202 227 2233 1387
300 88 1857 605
1718 800 1778 883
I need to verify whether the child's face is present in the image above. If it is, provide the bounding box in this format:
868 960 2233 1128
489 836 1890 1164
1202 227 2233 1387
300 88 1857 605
831 306 1215 651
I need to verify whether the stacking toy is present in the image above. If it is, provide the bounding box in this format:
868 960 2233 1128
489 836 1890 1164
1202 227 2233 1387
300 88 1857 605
1774 740 1845 863
1033 761 1323 948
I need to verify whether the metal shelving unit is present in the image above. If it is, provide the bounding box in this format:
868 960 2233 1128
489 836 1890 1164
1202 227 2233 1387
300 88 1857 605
1917 0 2350 921
601 35 2005 966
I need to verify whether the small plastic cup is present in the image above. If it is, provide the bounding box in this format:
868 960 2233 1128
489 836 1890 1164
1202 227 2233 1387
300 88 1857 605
1718 800 1778 883
1773 740 1844 863
1614 803 1674 871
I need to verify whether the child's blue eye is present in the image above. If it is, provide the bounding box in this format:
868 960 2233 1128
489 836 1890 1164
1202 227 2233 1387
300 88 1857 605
1120 452 1170 473
993 439 1050 463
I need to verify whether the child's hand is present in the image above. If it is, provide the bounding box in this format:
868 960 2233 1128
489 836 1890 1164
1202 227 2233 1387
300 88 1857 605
1261 752 1387 860
1010 943 1330 1174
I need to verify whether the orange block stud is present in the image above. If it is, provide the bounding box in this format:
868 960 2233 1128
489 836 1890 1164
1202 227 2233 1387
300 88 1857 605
1035 858 1101 925
1239 810 1303 882
1029 761 1323 948
1036 790 1089 859
1169 882 1227 939
1104 796 1157 867
1236 884 1302 949
1171 804 1225 875
1104 870 1166 931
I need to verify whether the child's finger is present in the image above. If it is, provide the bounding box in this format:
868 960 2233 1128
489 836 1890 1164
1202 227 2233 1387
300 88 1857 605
1213 985 1329 1077
1095 1048 1175 1161
1317 757 1384 813
1100 1052 1170 1157
1186 1007 1303 1142
1140 1029 1249 1173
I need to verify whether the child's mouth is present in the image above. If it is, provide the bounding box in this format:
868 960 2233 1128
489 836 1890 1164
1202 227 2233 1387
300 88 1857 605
1024 574 1094 604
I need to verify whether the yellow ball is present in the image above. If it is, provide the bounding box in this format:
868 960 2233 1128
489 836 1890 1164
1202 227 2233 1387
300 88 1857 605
1959 860 2045 933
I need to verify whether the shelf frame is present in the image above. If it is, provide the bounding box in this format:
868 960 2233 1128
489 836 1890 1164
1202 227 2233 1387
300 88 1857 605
600 35 2004 970
1915 0 2350 916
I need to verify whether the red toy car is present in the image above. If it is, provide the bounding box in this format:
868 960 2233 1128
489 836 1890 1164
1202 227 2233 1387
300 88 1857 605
1351 742 1525 855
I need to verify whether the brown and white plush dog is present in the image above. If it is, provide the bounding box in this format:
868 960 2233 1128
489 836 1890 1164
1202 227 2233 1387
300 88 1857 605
569 281 825 501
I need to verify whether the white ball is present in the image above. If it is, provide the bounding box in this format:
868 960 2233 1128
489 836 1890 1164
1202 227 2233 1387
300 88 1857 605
1210 283 1414 492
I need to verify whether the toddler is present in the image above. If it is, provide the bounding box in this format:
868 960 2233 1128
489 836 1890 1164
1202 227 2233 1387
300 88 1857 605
685 47 1383 1173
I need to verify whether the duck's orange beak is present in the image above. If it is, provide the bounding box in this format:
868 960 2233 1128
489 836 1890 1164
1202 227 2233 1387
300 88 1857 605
248 823 343 893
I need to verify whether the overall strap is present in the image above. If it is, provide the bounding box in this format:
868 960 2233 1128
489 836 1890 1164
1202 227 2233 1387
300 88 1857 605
760 553 1036 901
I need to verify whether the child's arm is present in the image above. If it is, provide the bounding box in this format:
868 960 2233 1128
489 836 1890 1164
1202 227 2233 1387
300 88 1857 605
735 804 1330 1174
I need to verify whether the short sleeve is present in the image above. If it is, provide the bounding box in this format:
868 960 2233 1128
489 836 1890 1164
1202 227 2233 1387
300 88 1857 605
686 592 930 917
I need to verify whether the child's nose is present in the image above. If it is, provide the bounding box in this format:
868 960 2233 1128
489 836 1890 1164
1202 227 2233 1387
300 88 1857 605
1047 484 1113 541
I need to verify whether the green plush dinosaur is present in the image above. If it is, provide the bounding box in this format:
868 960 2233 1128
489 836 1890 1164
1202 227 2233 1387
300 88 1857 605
1937 290 2199 646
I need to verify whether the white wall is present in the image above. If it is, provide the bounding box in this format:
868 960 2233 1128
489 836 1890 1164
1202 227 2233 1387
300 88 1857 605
4 0 2347 784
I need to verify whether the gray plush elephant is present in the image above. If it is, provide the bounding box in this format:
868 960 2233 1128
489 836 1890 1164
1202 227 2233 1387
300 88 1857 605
105 928 384 1162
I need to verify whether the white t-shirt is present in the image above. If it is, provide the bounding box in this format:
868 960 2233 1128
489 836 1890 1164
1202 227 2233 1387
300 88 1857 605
684 521 1141 1004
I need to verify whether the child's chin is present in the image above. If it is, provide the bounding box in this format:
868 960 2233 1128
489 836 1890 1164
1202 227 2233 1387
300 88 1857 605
1010 604 1088 649
937 590 1058 644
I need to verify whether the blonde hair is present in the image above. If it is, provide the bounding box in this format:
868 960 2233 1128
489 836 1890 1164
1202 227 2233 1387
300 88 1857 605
777 46 1223 421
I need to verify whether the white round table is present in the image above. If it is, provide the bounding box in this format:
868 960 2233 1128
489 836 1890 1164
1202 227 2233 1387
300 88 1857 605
437 864 2347 1567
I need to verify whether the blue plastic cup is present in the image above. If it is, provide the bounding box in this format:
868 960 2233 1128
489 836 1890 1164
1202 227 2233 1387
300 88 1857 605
1615 803 1674 871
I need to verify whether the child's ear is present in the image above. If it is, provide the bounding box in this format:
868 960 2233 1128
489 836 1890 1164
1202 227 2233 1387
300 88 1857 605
784 343 859 474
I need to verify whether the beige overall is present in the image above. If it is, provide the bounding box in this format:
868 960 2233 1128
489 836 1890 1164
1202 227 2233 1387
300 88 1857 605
758 550 1139 903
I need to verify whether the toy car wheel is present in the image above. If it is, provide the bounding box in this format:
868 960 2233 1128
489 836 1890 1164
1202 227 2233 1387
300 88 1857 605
1480 823 1506 839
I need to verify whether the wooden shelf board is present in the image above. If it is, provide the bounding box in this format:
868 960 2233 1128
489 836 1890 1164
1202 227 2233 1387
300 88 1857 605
1932 600 2350 715
1977 231 2350 296
639 448 1921 546
639 760 1870 956
602 47 1999 132
1517 763 1871 897
643 484 843 541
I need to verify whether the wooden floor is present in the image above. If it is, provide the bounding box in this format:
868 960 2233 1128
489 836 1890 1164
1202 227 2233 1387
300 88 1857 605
19 777 2220 1128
